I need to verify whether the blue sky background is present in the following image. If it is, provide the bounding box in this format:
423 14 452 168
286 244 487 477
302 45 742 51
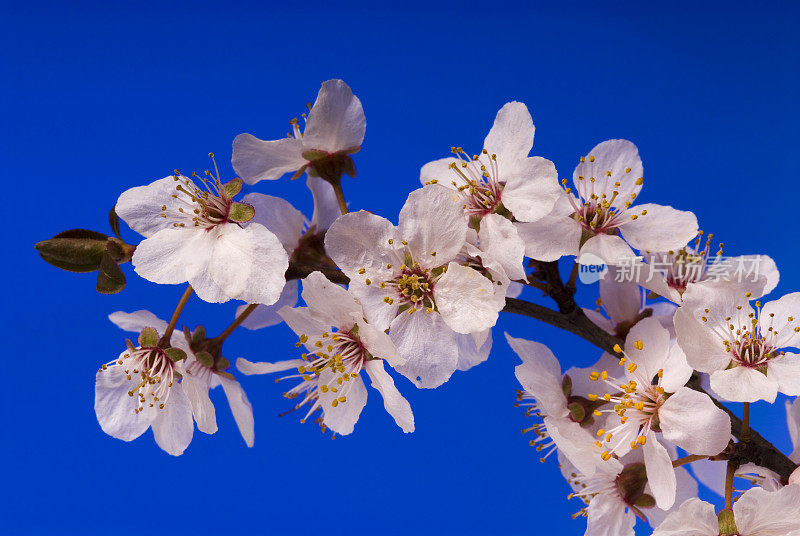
3 1 799 534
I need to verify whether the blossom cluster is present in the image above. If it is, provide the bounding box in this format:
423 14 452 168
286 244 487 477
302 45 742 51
40 79 800 536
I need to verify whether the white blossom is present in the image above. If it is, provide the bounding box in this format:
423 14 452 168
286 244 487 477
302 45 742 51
584 276 677 338
232 79 365 184
116 170 288 305
236 272 413 436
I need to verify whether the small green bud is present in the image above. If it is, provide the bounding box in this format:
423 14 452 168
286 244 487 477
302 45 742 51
227 202 255 223
138 327 159 348
165 347 187 362
222 177 243 198
35 229 109 272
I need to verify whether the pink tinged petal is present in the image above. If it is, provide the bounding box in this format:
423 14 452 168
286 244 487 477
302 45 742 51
761 292 800 349
643 436 677 510
236 357 306 376
787 397 800 463
324 210 399 281
583 308 615 334
398 185 467 268
651 302 678 337
659 388 730 455
132 227 204 285
95 362 153 441
348 280 398 332
651 497 718 536
241 193 305 253
307 176 340 230
647 467 699 529
506 281 523 298
598 278 642 326
300 271 361 330
618 203 699 253
419 157 460 189
303 79 365 153
195 223 288 305
625 317 671 383
237 280 299 330
580 233 635 266
733 485 800 536
514 216 581 262
435 263 502 334
501 157 561 223
566 353 621 399
219 376 254 447
456 329 492 372
115 176 194 238
181 372 218 435
659 343 694 393
278 307 328 352
364 360 414 433
506 333 567 418
767 352 800 396
108 310 168 336
575 140 644 210
231 134 306 184
356 319 403 367
586 494 635 536
790 467 800 486
674 307 731 373
482 101 534 166
723 254 779 297
545 416 602 476
391 311 459 388
150 383 194 456
318 369 367 436
709 367 779 403
478 213 526 280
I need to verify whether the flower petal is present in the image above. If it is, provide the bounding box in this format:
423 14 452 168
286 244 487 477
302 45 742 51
398 185 466 268
767 352 800 396
515 216 581 262
651 497 719 536
435 262 502 334
318 369 367 435
586 494 635 536
643 436 677 510
116 176 193 238
303 79 365 153
94 362 152 441
761 292 800 349
300 271 361 330
501 157 560 223
242 193 305 253
357 319 403 367
325 210 399 281
232 134 306 184
307 176 341 230
483 101 534 166
108 310 168 335
391 311 459 388
573 140 643 211
220 376 255 447
507 333 566 418
618 203 699 253
364 360 414 433
236 280 299 330
456 329 492 372
624 317 671 383
151 383 194 456
419 157 460 190
580 233 635 266
733 485 800 536
674 306 731 373
132 227 204 285
236 357 306 375
787 397 800 463
348 279 399 332
710 367 779 403
181 371 218 435
478 213 526 281
659 387 730 455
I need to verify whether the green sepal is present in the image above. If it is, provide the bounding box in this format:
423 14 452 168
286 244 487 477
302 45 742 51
192 326 207 347
342 155 356 178
165 347 187 362
96 249 127 294
633 494 656 508
301 149 328 161
109 207 122 239
216 370 235 380
222 177 243 198
567 401 585 423
228 202 255 223
216 356 231 371
195 351 214 368
138 327 159 348
125 338 137 353
718 509 738 535
561 374 573 397
35 229 109 272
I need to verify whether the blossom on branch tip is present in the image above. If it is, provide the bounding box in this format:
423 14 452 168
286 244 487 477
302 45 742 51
116 161 289 305
232 79 365 184
235 271 413 436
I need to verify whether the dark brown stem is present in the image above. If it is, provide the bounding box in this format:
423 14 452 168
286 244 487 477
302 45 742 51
160 285 193 344
725 460 736 510
672 454 708 468
214 303 258 343
331 179 348 215
742 402 751 442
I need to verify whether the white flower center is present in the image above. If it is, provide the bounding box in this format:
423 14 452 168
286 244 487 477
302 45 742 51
428 147 503 217
649 231 721 292
101 347 178 413
165 172 233 230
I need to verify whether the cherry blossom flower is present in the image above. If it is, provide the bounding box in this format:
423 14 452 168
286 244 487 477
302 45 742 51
232 79 365 184
675 282 800 403
95 310 193 456
619 231 778 304
787 396 800 464
325 184 505 388
234 176 341 330
116 166 288 305
236 271 413 436
588 318 730 509
584 276 677 339
514 140 698 265
652 485 800 536
420 101 561 224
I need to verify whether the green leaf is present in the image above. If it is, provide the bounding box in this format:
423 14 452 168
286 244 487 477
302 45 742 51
138 327 159 348
222 177 243 198
227 202 255 223
165 347 187 362
109 207 121 239
195 351 214 368
96 250 127 294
